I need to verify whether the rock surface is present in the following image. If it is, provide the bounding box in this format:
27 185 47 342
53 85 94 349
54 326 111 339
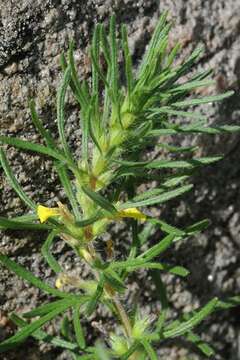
1 0 240 359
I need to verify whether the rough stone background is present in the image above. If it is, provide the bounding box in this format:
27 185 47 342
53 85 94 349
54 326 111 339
1 0 240 359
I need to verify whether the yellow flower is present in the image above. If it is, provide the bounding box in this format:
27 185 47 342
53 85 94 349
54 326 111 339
118 208 147 221
55 277 64 289
37 205 60 223
54 273 72 289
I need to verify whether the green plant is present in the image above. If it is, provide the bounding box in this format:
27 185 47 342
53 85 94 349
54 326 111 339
0 12 239 359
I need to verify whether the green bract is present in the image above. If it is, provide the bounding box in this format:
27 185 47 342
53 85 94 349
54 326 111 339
0 12 239 360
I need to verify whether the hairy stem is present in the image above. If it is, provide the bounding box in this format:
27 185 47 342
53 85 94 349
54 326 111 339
111 296 139 360
80 245 138 357
112 296 132 338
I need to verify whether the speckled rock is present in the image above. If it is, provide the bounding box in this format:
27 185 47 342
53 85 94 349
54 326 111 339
1 1 240 359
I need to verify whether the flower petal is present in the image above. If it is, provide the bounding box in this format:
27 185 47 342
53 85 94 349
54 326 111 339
118 208 147 221
37 205 60 223
55 277 63 289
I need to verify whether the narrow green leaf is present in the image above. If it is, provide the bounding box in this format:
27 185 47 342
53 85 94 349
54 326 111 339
0 135 71 167
23 298 77 318
127 219 139 259
109 15 119 97
41 230 63 274
163 297 218 338
150 270 168 332
86 276 104 316
141 339 158 360
148 128 182 136
172 91 234 108
112 259 189 277
99 25 112 124
185 331 215 357
156 143 198 153
120 184 193 209
0 254 74 299
168 79 215 93
10 313 79 351
138 234 175 261
60 52 68 71
191 68 213 82
113 158 149 167
160 47 203 90
90 46 109 88
68 42 88 108
148 118 221 136
0 216 51 231
56 164 81 220
116 157 222 170
122 342 139 360
81 106 90 163
216 295 240 310
0 300 75 352
82 186 118 215
61 315 72 339
165 42 181 68
139 263 189 276
143 333 160 342
73 304 86 349
81 80 91 103
145 157 222 170
137 11 168 77
139 222 156 246
75 213 102 227
149 106 206 120
146 68 174 93
57 66 74 161
0 148 36 210
162 175 189 188
151 262 188 276
185 219 210 235
100 25 111 65
183 119 210 130
110 258 146 269
121 24 134 96
187 124 240 135
29 101 81 220
88 101 103 154
29 99 55 148
10 213 38 222
131 188 165 202
114 166 147 180
91 24 100 105
103 270 126 292
148 218 185 236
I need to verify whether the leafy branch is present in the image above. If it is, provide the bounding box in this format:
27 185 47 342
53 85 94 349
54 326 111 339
0 12 239 360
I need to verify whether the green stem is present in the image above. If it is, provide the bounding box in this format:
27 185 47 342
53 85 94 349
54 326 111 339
111 297 139 360
79 245 138 358
112 296 132 338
